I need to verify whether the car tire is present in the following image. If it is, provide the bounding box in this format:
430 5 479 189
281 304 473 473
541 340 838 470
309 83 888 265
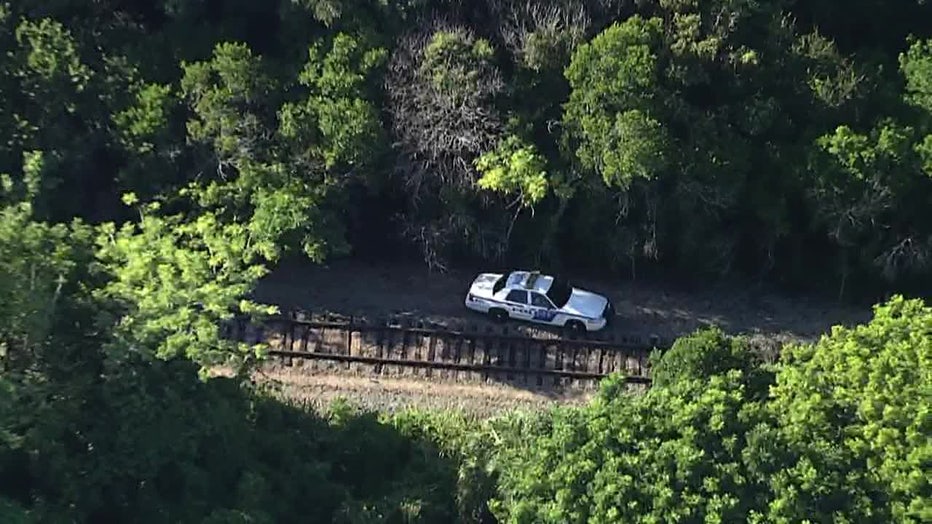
489 308 508 323
565 320 586 335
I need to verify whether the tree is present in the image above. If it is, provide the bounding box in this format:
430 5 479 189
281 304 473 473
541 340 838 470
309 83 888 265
0 153 96 372
806 37 932 294
278 32 388 173
901 37 932 174
563 16 668 190
490 328 772 523
489 299 930 523
493 0 589 73
180 35 388 265
757 296 932 523
475 135 550 205
385 24 514 270
0 150 468 524
181 41 277 167
94 196 277 375
387 25 504 192
811 122 932 287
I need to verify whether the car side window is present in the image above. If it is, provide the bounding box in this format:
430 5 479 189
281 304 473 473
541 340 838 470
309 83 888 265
505 290 528 304
530 292 553 309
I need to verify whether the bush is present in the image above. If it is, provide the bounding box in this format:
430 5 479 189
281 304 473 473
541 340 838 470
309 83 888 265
649 326 757 387
756 295 932 523
489 300 930 523
0 357 466 523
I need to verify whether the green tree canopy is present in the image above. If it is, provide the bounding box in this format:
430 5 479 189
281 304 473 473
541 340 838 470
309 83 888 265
761 296 931 522
564 16 668 190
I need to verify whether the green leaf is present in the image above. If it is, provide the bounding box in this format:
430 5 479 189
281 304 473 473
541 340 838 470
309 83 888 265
475 135 551 206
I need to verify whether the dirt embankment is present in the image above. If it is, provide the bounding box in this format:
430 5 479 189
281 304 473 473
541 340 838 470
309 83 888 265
252 258 873 344
255 366 592 417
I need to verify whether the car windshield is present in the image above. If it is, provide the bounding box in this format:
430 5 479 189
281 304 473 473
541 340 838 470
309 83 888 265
492 275 506 294
545 278 572 308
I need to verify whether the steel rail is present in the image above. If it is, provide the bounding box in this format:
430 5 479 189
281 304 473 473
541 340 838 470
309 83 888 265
267 349 652 384
265 315 672 351
227 313 659 386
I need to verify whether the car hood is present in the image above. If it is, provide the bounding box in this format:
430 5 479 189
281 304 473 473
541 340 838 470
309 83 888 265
468 273 503 297
562 289 608 319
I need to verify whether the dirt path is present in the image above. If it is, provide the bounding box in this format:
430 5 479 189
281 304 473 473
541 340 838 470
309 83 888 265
244 259 874 413
252 258 873 343
254 367 593 416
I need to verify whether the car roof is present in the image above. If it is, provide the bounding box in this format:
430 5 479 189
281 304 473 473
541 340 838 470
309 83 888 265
505 271 554 293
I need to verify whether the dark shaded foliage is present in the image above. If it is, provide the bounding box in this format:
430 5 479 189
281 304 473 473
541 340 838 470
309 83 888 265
3 0 932 298
1 2 931 520
1 171 928 523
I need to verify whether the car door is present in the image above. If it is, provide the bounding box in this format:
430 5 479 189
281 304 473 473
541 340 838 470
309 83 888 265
503 290 533 321
529 292 559 324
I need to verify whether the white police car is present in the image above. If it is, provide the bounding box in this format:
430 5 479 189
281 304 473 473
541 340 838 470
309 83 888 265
464 270 615 332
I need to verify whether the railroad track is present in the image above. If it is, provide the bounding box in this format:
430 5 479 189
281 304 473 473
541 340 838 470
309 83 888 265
224 311 671 388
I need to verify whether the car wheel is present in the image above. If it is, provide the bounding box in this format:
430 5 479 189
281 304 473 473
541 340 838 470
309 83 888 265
565 320 585 335
489 308 508 323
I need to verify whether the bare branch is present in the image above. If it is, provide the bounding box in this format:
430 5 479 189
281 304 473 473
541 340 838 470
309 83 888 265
874 235 932 281
492 0 589 70
385 22 504 193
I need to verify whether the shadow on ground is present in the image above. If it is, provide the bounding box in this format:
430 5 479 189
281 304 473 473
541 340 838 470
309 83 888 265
253 257 873 342
1 356 486 522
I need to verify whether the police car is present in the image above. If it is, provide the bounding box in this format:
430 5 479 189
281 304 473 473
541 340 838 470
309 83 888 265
464 270 615 332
